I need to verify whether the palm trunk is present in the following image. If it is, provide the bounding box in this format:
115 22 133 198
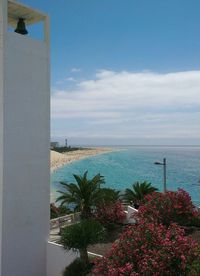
79 248 89 266
82 206 91 219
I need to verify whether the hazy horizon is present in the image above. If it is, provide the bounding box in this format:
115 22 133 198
51 137 200 147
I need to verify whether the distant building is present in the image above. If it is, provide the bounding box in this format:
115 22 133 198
65 139 68 147
50 142 59 149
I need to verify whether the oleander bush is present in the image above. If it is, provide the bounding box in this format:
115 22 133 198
136 189 198 226
93 200 126 230
93 221 200 275
188 246 200 275
184 212 200 227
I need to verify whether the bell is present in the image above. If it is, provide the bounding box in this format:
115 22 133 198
15 18 28 35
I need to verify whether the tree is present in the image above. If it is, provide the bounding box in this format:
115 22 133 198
50 203 72 219
56 171 105 219
95 188 121 205
123 181 158 205
60 219 105 266
50 203 59 219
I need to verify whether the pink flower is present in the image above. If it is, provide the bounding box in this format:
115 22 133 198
93 200 126 227
93 220 199 275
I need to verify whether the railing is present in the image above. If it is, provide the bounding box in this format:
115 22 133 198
50 212 81 230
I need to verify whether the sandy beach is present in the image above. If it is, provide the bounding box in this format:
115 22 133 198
51 148 116 172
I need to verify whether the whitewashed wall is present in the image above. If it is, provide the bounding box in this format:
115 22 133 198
47 242 79 276
0 3 50 274
126 206 138 224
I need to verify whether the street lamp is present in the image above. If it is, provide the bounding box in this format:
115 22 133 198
154 158 167 192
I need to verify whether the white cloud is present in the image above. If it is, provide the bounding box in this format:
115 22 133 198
65 77 76 82
71 68 81 73
51 70 200 142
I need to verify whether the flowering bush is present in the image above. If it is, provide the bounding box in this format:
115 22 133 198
136 189 198 226
93 200 126 229
93 221 199 275
188 246 200 275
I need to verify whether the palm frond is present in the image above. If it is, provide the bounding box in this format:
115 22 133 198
123 181 158 204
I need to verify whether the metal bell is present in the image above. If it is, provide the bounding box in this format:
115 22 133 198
15 18 28 35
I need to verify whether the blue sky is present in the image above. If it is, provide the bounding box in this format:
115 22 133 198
22 0 200 145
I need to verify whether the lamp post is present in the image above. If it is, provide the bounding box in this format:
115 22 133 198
154 158 167 192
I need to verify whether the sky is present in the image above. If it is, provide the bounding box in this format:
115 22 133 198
22 0 200 145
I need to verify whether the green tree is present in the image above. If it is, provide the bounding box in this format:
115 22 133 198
56 171 105 219
60 219 104 266
95 188 121 205
123 181 158 205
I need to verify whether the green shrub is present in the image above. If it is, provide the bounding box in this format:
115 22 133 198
185 216 200 227
63 259 86 276
60 219 105 266
188 246 200 275
63 258 94 276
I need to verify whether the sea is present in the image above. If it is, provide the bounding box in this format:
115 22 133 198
51 146 200 207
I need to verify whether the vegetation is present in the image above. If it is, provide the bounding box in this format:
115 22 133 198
56 171 105 219
185 216 200 227
60 219 105 266
188 246 200 275
62 258 90 276
55 171 124 231
93 188 124 230
53 146 84 153
93 200 126 230
136 189 198 226
95 187 121 205
123 181 158 205
93 221 199 275
93 188 200 275
50 204 72 219
55 171 200 275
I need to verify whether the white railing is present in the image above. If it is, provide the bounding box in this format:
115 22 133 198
50 212 81 230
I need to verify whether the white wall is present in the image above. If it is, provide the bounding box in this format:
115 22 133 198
0 0 4 272
47 242 79 276
0 4 50 274
126 206 138 224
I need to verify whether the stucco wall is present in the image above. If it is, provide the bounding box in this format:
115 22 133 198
47 242 79 276
127 206 138 223
0 29 50 275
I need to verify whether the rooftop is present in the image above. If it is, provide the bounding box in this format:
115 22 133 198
8 0 46 28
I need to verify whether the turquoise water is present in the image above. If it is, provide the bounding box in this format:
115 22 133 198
51 147 200 206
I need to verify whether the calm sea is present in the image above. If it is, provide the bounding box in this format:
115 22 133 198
51 146 200 206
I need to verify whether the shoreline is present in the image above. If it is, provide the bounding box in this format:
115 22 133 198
50 147 118 173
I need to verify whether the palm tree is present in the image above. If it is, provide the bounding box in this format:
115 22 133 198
95 188 121 205
56 171 105 219
123 181 158 205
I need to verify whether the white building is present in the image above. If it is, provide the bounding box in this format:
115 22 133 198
0 1 50 275
51 141 59 149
